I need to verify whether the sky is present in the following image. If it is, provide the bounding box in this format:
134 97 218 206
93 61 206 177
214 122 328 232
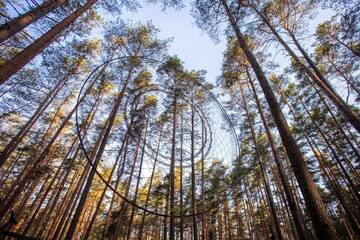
121 3 226 85
120 2 334 87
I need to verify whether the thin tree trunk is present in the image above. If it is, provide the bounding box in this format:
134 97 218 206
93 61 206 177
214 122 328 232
26 98 98 236
0 150 23 188
169 85 177 240
316 147 360 237
299 97 360 202
231 191 245 240
22 142 76 235
64 87 125 240
84 100 137 240
257 183 271 240
239 85 283 240
102 130 132 239
311 83 360 167
201 119 206 240
179 112 184 240
327 57 360 97
0 66 99 219
288 29 360 133
279 86 360 236
0 67 74 167
126 117 150 240
0 96 83 221
101 96 140 240
113 135 142 239
163 179 169 240
244 186 256 240
51 161 88 240
223 197 232 240
82 144 124 240
138 126 163 239
191 103 198 240
9 175 50 232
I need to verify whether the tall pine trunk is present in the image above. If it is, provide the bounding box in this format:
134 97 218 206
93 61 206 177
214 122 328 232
138 126 163 239
179 113 184 240
126 117 149 239
246 69 311 240
220 1 338 239
190 103 198 240
169 85 177 240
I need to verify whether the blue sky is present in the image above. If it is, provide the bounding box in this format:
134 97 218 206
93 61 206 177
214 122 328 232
120 3 334 87
121 3 226 84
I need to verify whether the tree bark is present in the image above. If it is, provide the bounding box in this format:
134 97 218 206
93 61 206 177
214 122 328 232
0 0 97 84
250 5 360 134
239 85 283 240
246 69 311 240
0 0 67 43
191 103 198 240
169 85 177 240
220 1 338 239
179 113 184 240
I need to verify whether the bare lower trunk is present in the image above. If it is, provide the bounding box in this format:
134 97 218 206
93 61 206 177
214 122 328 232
179 113 184 240
169 88 177 240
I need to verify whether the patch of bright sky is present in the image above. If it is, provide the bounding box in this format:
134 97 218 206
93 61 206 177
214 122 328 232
118 3 334 86
120 3 226 85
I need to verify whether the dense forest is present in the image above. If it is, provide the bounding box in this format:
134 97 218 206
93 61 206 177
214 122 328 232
0 0 359 239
